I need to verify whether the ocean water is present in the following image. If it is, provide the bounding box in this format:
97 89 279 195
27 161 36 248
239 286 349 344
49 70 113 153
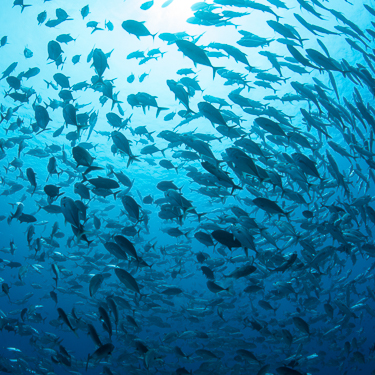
0 0 374 374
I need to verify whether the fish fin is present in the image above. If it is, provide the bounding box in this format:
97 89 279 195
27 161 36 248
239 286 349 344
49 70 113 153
86 354 90 371
127 154 140 168
212 66 224 80
197 212 206 222
156 107 168 118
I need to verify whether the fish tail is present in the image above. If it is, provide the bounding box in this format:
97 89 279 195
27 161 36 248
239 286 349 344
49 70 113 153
127 154 140 168
230 184 242 195
185 107 196 116
212 66 224 80
73 328 79 338
178 214 184 226
156 107 168 118
21 4 31 12
225 283 234 295
86 354 90 371
197 212 206 222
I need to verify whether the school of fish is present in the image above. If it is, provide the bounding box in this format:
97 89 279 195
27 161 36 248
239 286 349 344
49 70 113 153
0 0 375 374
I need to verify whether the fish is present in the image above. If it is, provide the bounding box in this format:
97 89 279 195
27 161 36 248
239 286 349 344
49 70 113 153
57 307 78 337
206 280 229 294
121 20 156 39
198 101 227 126
175 40 222 79
0 1 373 374
114 268 142 295
86 343 114 371
162 287 183 296
2 283 11 301
89 274 104 297
81 5 89 19
211 229 241 250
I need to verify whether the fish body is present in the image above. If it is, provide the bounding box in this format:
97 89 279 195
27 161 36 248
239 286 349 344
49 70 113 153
176 40 221 79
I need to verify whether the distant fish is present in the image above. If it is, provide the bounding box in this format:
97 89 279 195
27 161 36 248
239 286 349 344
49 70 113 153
121 20 156 39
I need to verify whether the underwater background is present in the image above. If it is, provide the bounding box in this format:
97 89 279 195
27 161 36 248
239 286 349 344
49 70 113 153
0 0 375 374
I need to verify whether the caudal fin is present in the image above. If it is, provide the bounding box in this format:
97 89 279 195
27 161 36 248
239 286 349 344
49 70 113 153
212 66 224 80
127 154 140 168
86 354 90 371
156 107 169 118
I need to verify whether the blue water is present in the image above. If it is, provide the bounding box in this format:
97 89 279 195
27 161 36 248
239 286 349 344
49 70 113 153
0 0 375 374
